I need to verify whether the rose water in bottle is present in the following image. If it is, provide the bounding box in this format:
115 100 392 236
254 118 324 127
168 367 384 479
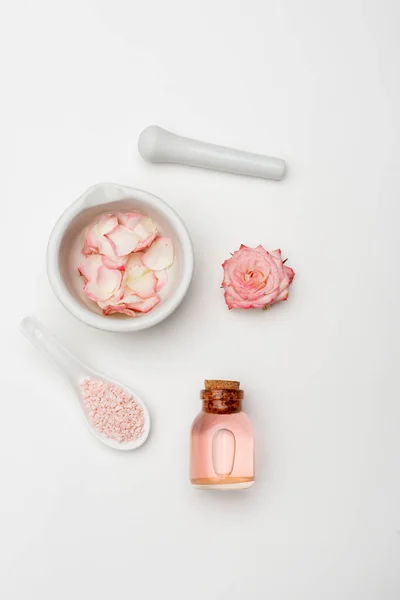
190 380 255 490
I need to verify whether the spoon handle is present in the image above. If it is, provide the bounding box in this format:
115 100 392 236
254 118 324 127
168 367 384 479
20 316 86 385
138 125 286 181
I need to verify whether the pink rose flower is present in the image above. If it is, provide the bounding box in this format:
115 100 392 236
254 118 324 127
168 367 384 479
222 244 295 310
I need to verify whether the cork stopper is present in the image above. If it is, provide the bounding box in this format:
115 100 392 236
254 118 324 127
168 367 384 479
201 380 243 414
204 380 240 391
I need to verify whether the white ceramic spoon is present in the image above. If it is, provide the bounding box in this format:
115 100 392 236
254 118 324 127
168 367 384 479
20 316 150 451
138 125 286 181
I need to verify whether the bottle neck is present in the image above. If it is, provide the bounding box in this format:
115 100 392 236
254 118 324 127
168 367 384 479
201 389 243 414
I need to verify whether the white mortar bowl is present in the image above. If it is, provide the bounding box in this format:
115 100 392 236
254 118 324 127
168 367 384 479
47 183 194 332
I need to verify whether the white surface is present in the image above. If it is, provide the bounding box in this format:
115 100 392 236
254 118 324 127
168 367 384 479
2 1 400 599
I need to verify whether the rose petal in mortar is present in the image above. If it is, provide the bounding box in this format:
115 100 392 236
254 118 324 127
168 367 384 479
132 217 159 251
78 254 104 281
117 212 143 230
126 271 157 299
84 266 122 302
129 295 160 313
105 225 140 257
126 252 147 278
155 270 168 291
101 254 127 271
142 237 174 271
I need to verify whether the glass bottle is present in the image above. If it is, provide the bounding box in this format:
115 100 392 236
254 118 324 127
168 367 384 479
190 380 255 490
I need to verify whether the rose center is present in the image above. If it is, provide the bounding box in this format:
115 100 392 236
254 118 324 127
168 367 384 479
244 270 266 287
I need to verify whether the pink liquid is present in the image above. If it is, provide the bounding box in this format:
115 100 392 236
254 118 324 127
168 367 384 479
190 411 254 488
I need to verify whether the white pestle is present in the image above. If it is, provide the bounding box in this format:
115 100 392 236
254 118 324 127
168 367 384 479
138 125 286 181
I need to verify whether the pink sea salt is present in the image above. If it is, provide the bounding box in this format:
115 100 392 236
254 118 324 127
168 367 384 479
81 378 145 443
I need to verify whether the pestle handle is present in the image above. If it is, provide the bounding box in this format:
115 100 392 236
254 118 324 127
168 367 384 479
138 125 285 181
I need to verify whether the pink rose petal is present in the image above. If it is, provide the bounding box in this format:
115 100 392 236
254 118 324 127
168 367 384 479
99 266 122 293
97 234 116 257
117 212 143 230
129 295 160 313
126 252 147 280
134 232 158 252
83 265 122 302
78 255 103 281
101 254 127 271
133 217 157 239
102 304 137 317
98 288 142 310
284 265 295 284
100 291 160 315
120 292 143 305
82 228 98 255
126 271 157 299
142 237 174 271
155 270 168 291
274 288 289 302
96 214 118 236
105 225 140 257
127 264 147 279
83 216 118 255
132 217 159 251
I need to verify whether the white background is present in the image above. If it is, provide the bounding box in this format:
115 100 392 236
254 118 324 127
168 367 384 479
2 1 400 598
